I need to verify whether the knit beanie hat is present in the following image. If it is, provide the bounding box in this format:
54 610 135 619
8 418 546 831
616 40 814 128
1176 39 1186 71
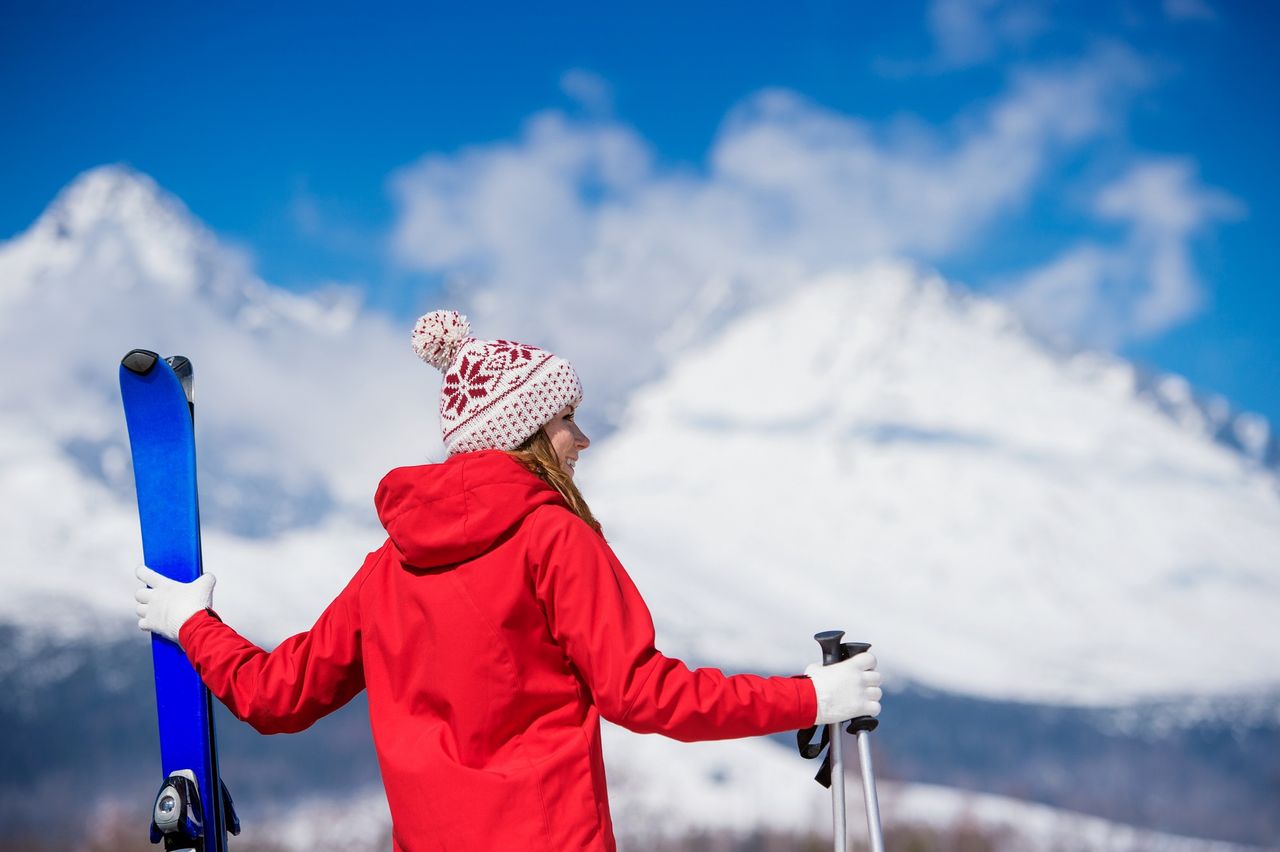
412 310 584 456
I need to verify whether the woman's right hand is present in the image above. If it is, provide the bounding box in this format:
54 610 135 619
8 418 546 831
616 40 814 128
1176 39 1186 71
805 652 883 725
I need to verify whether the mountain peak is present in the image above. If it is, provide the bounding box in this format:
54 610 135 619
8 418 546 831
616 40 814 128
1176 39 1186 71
0 166 367 341
0 163 239 310
14 164 221 275
42 164 186 241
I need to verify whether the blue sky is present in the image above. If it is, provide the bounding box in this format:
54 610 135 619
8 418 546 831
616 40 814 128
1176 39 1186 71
4 0 1278 423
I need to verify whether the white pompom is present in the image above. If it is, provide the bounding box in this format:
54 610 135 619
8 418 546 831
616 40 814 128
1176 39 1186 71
411 310 472 371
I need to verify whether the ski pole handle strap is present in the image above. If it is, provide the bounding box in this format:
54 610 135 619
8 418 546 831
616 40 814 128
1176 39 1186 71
796 717 872 786
795 724 837 788
796 723 828 760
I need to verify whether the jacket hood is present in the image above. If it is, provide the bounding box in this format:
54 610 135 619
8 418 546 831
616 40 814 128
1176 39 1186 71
375 450 566 568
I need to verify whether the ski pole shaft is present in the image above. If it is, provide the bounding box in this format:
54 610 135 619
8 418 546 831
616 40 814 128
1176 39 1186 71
856 729 885 852
830 724 847 852
814 631 849 852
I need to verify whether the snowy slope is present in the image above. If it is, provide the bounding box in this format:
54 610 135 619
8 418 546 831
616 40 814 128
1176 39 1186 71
585 263 1280 704
268 725 1263 852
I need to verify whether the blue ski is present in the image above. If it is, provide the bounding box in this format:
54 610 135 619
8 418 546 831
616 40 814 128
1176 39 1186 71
120 349 239 852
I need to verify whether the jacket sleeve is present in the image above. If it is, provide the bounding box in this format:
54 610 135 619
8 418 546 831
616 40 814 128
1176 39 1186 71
531 508 817 741
176 547 380 735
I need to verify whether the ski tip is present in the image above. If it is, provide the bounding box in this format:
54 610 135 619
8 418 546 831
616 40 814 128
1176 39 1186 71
121 349 160 375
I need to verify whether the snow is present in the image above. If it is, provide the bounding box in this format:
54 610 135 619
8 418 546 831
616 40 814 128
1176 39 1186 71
1 166 1278 843
265 727 1264 851
2 163 1280 844
587 263 1280 704
2 168 1278 704
876 781 1262 852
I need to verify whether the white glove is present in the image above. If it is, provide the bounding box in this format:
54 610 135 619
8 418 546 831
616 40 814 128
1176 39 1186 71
135 565 215 644
805 652 883 725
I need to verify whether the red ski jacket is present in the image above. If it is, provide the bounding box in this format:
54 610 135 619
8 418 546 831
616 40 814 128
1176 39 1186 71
179 450 817 851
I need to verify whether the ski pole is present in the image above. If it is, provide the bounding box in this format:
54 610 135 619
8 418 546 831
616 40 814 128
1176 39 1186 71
814 631 849 852
814 630 885 852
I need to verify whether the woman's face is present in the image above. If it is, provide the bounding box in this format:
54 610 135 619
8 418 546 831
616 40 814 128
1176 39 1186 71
543 404 590 478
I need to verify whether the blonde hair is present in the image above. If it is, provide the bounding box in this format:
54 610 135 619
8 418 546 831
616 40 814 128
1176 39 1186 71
508 429 601 533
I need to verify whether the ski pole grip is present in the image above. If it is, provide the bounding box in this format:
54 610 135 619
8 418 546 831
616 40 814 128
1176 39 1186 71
848 715 879 733
841 641 876 732
841 641 878 734
816 631 874 666
814 630 846 666
842 641 871 659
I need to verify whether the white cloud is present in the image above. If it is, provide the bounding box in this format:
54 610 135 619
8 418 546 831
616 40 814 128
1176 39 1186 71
387 49 1147 425
875 0 1049 75
560 68 614 116
1004 159 1243 347
929 0 1002 66
713 48 1142 257
927 0 1048 68
1163 0 1216 21
1000 244 1119 345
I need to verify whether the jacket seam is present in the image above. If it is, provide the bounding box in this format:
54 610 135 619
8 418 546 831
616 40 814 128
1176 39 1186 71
444 569 557 850
616 652 661 726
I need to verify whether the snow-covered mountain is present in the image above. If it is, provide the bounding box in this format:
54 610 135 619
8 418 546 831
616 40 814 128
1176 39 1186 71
2 166 1277 846
0 165 440 638
2 164 1278 698
587 264 1280 704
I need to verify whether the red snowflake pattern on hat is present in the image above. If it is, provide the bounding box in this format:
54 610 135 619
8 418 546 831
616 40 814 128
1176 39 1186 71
490 340 537 366
441 353 498 417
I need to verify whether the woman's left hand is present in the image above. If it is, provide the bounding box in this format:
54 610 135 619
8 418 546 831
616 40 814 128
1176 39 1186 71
805 652 883 725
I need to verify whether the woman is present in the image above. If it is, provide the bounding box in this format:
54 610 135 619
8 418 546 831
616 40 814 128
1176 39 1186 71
135 310 882 852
